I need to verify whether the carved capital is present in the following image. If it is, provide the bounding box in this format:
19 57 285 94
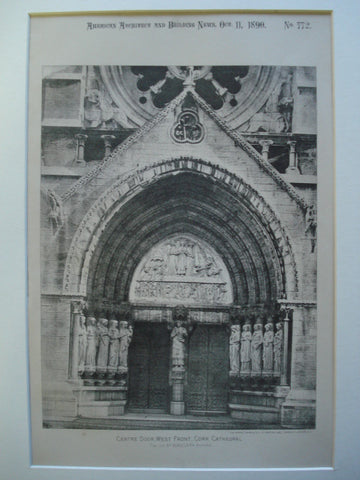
286 140 297 152
259 139 273 159
75 134 88 163
280 305 293 321
101 135 116 156
72 299 87 315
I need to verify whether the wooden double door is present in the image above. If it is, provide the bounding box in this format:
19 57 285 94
128 322 229 415
186 324 229 414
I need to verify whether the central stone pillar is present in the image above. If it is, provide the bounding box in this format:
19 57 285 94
169 306 189 415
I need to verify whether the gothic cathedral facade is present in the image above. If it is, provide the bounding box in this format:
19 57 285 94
40 66 317 429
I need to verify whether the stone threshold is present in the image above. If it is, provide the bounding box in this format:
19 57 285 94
44 412 284 430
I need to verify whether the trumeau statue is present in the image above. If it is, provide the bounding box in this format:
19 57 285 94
118 322 133 371
263 322 274 373
229 325 241 374
251 323 264 374
274 322 284 375
96 318 110 372
84 317 97 373
240 323 252 374
108 320 120 371
171 321 188 370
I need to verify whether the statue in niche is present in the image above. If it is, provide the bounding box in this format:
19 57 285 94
84 317 97 374
229 325 241 375
240 323 252 374
96 318 110 372
274 322 284 375
243 70 293 133
84 77 131 129
171 321 188 370
77 314 87 375
263 322 274 374
251 323 263 374
108 320 120 371
47 189 63 234
277 72 294 132
118 322 133 372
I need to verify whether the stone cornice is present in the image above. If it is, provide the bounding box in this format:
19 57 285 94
277 299 317 308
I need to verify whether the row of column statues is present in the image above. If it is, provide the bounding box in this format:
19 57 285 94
74 316 133 376
229 321 284 377
71 307 289 385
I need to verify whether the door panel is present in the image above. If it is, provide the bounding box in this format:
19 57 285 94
186 325 229 414
128 323 170 412
186 325 208 411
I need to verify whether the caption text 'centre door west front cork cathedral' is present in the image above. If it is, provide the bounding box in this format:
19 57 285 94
40 65 317 430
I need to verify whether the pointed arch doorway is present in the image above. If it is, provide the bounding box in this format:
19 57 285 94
127 233 233 415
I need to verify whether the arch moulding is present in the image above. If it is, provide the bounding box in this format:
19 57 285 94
62 158 299 300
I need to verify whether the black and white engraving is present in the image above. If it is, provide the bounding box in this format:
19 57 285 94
40 65 317 430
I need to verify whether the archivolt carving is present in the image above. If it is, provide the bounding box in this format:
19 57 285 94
62 158 299 299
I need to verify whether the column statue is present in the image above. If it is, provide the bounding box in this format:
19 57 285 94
240 323 252 374
263 322 274 374
251 323 263 375
118 322 133 372
77 314 87 375
96 318 110 373
274 322 284 375
84 317 97 374
229 325 241 375
108 319 120 373
171 321 188 370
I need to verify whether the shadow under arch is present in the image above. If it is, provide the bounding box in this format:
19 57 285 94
63 158 299 304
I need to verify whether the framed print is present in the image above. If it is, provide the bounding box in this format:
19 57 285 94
25 7 335 471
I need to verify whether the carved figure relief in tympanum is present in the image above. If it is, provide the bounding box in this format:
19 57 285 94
129 234 233 306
